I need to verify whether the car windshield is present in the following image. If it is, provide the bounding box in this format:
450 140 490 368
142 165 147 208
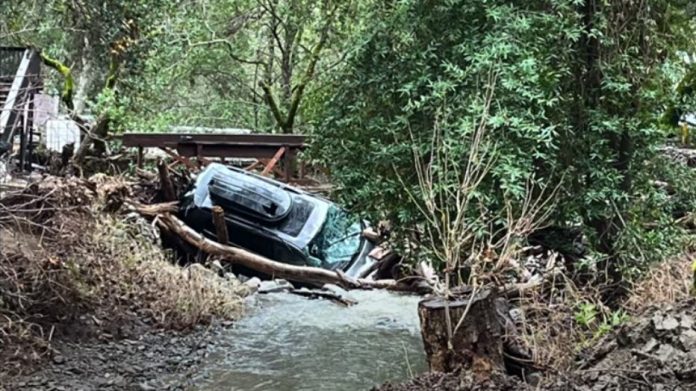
306 205 363 269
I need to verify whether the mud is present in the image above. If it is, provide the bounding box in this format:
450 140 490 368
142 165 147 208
556 298 696 391
374 299 696 391
373 371 526 391
1 323 223 390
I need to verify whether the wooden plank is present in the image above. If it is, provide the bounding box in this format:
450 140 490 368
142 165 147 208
261 147 286 176
175 143 296 159
158 146 198 171
136 146 144 168
284 147 296 182
121 133 307 148
244 160 262 171
0 49 31 143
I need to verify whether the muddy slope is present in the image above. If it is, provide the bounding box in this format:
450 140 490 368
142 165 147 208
559 298 696 391
375 298 696 391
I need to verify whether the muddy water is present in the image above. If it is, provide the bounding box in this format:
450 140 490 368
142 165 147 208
193 290 428 391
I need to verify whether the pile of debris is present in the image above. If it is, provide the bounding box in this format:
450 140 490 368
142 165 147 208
0 174 246 375
562 298 696 390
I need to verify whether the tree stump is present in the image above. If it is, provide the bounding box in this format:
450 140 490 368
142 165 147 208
211 206 229 245
418 289 504 379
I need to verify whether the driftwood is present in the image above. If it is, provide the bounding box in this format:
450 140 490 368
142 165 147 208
211 206 229 245
129 201 178 215
137 208 414 291
288 288 358 306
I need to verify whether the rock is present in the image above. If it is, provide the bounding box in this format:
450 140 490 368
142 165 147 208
53 354 65 364
680 314 694 329
139 382 157 391
258 279 293 293
243 277 262 291
642 338 659 353
654 314 680 331
655 343 683 363
679 329 696 351
224 272 237 281
209 259 225 276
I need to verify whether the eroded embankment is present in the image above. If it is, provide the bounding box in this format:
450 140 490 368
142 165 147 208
0 175 248 385
376 291 696 391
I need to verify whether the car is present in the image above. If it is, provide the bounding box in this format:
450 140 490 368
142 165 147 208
179 163 376 278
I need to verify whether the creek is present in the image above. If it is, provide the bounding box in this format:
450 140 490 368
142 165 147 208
191 290 428 390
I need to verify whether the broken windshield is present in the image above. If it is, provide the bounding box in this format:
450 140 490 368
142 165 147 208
306 205 363 269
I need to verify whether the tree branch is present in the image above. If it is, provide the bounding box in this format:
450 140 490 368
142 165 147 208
284 13 333 132
39 52 75 111
259 80 287 130
189 38 266 66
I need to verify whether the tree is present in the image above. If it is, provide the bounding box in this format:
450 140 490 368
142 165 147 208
118 0 362 134
0 0 172 163
310 0 693 282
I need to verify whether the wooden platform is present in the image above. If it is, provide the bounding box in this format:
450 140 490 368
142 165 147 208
120 132 308 182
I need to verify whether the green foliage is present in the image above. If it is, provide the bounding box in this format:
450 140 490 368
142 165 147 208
1 0 360 135
574 301 629 345
310 0 695 278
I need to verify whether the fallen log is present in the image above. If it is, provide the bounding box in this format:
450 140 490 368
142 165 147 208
129 201 178 216
288 287 358 306
141 210 416 291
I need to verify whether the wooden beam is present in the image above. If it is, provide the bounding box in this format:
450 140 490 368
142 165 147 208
157 159 176 202
212 206 229 245
261 146 286 176
158 147 197 171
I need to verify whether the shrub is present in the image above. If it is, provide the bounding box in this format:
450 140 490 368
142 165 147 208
310 0 694 282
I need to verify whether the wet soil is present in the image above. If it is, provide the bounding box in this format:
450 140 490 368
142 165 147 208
375 298 696 391
1 321 223 391
373 371 526 391
554 298 696 391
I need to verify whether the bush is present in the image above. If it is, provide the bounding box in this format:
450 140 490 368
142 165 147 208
310 0 694 282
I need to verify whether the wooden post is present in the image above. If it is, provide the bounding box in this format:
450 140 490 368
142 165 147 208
418 289 505 380
212 206 229 245
136 146 144 168
157 159 176 202
284 147 296 182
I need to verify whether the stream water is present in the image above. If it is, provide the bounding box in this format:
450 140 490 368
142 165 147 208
192 290 428 390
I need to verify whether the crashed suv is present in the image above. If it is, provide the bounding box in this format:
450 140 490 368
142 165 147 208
180 163 376 278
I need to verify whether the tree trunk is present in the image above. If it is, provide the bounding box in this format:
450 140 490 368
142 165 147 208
133 209 422 292
418 289 505 380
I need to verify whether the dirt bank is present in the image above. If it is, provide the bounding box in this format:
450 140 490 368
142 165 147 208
558 298 696 391
375 297 696 391
0 175 248 386
2 323 228 390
